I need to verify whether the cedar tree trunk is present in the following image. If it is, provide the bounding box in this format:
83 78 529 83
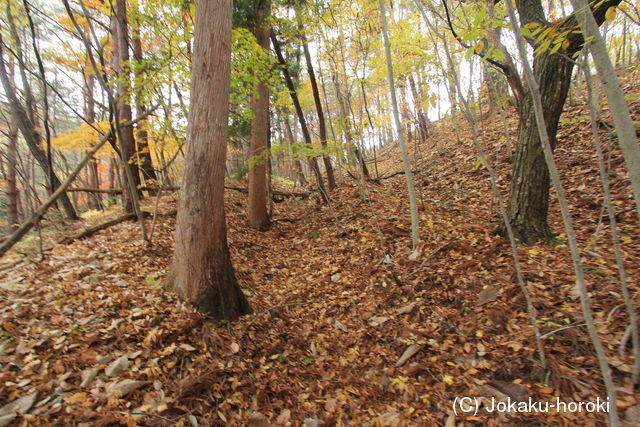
165 0 251 320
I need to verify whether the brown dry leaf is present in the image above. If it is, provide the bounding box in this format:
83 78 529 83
475 287 500 307
395 344 424 367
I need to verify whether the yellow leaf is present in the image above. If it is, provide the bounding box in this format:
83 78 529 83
605 7 617 22
443 374 454 385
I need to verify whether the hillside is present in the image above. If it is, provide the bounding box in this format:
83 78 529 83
1 71 640 426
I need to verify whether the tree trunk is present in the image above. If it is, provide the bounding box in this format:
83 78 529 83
502 50 574 244
282 113 307 184
570 0 640 223
5 117 20 230
165 0 251 320
112 0 142 213
84 71 102 210
271 33 329 204
247 0 271 231
299 22 336 191
0 34 78 221
379 0 420 248
131 11 159 191
500 0 622 244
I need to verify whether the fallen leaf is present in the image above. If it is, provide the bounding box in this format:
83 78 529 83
395 344 424 367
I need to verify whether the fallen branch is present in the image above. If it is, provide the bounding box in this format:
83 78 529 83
68 185 310 201
0 107 158 259
66 186 180 194
58 212 143 244
373 169 421 182
59 210 177 245
224 185 310 199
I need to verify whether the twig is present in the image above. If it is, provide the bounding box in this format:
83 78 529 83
411 240 458 274
540 323 587 340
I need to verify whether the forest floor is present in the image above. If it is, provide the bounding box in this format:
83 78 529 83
2 70 640 426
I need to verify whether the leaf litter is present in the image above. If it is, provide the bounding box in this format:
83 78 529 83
0 73 640 425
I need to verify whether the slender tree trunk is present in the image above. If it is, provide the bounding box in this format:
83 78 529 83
0 34 78 221
408 74 428 143
505 2 619 423
5 117 20 230
165 0 251 320
379 0 420 248
570 0 640 223
282 113 307 184
131 11 159 191
85 71 102 210
299 22 336 191
112 0 142 212
247 0 271 231
271 33 329 203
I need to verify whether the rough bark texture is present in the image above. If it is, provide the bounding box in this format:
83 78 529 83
247 0 271 231
112 0 141 213
504 50 574 244
165 0 251 320
500 0 622 244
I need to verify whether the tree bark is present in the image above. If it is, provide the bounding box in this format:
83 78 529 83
165 0 251 320
131 9 159 191
499 0 622 244
281 113 307 184
247 0 271 231
379 0 420 248
84 71 102 210
5 116 20 230
0 33 78 221
112 0 142 213
271 33 329 204
570 0 640 223
299 20 336 191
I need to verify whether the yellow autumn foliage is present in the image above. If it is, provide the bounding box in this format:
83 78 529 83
52 121 116 157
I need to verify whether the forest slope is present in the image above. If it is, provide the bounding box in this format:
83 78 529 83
1 71 639 425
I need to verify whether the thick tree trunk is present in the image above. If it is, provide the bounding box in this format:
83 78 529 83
502 51 574 244
112 0 142 213
247 0 271 231
165 0 251 320
500 0 622 244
